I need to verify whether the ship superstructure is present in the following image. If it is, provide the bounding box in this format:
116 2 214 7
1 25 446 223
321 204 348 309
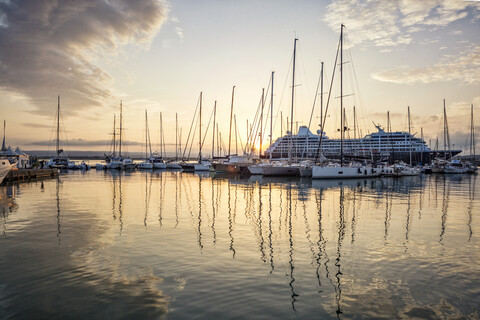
265 125 460 164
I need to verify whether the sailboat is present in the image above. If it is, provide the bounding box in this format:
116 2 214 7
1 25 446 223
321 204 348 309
138 110 154 169
179 92 211 171
166 113 182 169
467 104 477 173
434 100 468 174
96 114 117 170
194 92 211 171
109 101 135 170
251 39 301 177
299 62 326 178
147 112 167 169
46 96 70 169
390 107 420 176
312 25 381 179
214 87 258 174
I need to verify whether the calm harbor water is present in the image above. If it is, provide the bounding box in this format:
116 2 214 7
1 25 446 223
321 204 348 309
1 170 479 319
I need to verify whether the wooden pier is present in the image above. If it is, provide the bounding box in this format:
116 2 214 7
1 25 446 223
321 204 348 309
4 169 58 182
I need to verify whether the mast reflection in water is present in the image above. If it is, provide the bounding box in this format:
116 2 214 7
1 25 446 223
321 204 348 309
0 171 478 319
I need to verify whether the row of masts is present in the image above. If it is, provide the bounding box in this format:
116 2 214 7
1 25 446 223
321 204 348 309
51 24 476 163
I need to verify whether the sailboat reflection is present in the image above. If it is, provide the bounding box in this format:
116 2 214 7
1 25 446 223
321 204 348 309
227 180 235 258
109 171 124 235
56 177 61 245
267 183 274 272
334 187 346 317
144 172 152 228
287 185 298 312
467 175 475 242
440 176 450 245
197 173 204 250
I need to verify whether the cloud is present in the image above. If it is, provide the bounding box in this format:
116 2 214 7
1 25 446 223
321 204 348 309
324 0 480 47
0 0 168 116
371 45 480 84
25 139 141 147
175 26 184 40
20 122 52 129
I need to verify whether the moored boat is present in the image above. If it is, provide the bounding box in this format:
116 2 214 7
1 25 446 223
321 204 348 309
0 158 15 184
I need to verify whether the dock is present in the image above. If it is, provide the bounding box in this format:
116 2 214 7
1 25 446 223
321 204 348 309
4 169 58 182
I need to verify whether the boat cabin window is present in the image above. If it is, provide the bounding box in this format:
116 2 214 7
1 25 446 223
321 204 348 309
338 171 343 174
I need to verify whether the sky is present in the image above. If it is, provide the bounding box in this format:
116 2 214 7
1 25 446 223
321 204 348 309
0 0 479 156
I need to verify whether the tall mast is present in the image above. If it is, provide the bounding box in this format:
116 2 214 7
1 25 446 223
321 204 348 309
161 112 165 158
234 115 238 155
443 99 447 159
159 113 162 157
470 104 475 158
260 88 265 158
145 110 148 160
179 127 182 160
421 127 424 164
199 92 203 161
320 62 324 134
270 71 274 162
212 100 216 159
228 86 235 156
175 113 178 161
57 95 60 156
408 106 412 166
340 24 344 167
119 101 123 157
113 114 116 156
353 106 357 141
147 110 152 157
217 125 220 156
289 38 298 163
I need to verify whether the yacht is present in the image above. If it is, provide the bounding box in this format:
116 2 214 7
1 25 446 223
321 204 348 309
47 96 70 169
149 154 167 169
214 155 257 174
313 162 381 179
443 159 469 174
0 158 14 184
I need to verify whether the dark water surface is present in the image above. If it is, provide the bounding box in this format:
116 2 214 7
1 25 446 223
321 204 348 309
1 170 479 319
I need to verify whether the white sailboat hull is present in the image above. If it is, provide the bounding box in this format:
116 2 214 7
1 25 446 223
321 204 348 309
312 166 381 179
166 162 182 169
443 167 469 174
194 163 210 171
247 165 263 175
138 162 154 169
153 162 167 169
262 165 299 176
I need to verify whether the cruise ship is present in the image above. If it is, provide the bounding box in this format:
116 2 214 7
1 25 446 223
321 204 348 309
265 125 461 164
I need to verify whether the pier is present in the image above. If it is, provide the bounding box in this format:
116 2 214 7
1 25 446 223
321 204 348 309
4 169 58 182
